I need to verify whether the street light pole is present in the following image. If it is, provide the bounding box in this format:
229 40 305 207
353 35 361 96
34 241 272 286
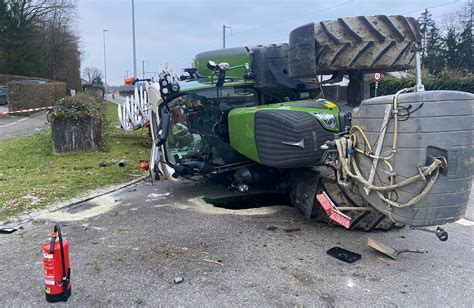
103 29 108 95
223 25 231 49
142 60 145 79
131 0 137 78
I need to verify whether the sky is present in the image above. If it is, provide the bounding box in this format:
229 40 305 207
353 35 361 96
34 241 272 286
76 0 465 85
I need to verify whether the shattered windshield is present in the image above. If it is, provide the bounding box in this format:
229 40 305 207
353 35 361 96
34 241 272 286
164 87 258 167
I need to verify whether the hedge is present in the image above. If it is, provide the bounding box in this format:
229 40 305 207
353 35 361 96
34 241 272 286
7 81 66 112
0 73 49 84
371 75 474 96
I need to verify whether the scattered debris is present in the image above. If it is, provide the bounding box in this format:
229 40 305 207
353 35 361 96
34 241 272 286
284 228 301 233
32 219 45 225
81 223 105 231
152 204 172 208
203 258 225 266
368 237 425 260
266 226 278 231
98 161 114 167
118 159 126 167
0 224 23 234
173 277 184 284
23 194 41 205
93 261 102 274
148 192 170 199
415 227 449 241
327 246 361 263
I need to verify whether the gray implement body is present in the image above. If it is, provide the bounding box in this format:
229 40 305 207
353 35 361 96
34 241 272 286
351 90 473 226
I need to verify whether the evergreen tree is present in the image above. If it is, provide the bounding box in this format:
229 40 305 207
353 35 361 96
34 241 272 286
424 24 445 74
457 1 473 72
418 9 436 61
444 27 459 69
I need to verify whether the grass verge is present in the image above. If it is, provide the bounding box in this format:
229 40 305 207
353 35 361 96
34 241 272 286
0 102 149 221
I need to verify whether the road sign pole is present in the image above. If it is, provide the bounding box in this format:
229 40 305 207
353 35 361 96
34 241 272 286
132 0 137 78
372 73 382 97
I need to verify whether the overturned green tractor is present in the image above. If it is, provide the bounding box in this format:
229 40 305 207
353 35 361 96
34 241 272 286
141 15 473 233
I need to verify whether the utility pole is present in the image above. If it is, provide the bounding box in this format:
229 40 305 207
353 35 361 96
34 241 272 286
223 25 231 49
142 60 146 79
131 0 137 78
103 29 109 95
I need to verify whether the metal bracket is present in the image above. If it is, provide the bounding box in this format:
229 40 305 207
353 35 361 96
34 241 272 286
416 226 448 241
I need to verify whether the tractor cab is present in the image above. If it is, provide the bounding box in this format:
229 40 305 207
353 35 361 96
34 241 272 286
152 45 346 179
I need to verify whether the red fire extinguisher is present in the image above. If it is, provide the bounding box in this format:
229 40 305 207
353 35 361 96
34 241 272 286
42 225 71 302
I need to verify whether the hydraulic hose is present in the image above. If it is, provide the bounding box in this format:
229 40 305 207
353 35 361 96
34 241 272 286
391 87 416 154
335 137 442 200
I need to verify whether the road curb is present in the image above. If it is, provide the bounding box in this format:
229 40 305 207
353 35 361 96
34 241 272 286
0 175 149 228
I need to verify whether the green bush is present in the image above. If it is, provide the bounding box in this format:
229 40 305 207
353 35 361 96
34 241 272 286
50 92 105 121
372 75 474 96
50 93 108 149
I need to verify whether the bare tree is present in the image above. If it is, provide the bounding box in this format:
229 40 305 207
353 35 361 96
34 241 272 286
38 0 80 87
5 0 74 27
82 67 103 84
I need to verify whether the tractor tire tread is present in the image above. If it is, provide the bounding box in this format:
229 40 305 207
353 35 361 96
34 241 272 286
289 15 421 77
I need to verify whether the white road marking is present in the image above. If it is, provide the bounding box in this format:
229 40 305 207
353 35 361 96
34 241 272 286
0 112 41 128
0 122 16 128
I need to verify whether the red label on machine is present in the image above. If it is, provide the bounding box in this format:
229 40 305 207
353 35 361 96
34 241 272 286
316 192 351 229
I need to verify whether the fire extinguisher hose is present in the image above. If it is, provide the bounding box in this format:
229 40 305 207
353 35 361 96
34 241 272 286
49 225 70 297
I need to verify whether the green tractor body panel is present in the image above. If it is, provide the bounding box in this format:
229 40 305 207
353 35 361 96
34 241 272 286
193 47 252 80
228 99 341 168
228 107 259 163
177 80 251 95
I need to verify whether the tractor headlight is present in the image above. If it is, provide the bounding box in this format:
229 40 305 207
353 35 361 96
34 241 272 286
314 113 337 129
171 83 180 92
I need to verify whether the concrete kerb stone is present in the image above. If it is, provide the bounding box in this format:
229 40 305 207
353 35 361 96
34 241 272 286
0 175 149 228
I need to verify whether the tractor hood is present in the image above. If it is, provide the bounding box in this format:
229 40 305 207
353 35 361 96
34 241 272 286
193 44 319 91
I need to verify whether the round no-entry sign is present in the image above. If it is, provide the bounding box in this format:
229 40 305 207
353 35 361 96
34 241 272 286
373 72 382 82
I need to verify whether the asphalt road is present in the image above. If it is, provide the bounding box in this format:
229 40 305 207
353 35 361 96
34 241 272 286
0 179 473 306
105 94 127 105
0 105 49 140
0 94 123 141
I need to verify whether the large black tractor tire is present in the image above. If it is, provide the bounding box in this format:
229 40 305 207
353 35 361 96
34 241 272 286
288 15 421 79
290 170 401 231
